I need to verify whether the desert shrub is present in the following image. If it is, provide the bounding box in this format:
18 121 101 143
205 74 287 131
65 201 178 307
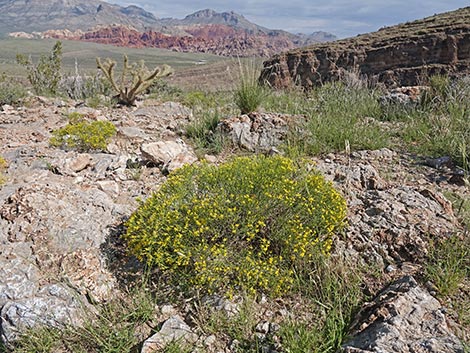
125 156 347 296
60 68 112 101
234 61 269 114
16 41 63 96
50 113 116 152
0 73 27 105
146 79 183 99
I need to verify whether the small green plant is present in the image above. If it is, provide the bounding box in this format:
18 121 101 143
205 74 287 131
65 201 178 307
194 297 259 350
97 55 173 106
12 285 156 353
161 341 193 353
234 60 269 114
0 73 27 105
420 74 451 108
185 111 224 154
50 113 116 152
425 236 469 296
278 254 363 353
125 155 347 297
16 41 63 96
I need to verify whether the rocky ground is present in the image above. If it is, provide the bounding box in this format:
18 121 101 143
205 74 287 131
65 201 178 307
0 97 468 352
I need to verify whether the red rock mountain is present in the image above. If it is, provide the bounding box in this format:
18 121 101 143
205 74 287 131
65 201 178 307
41 24 300 57
1 1 336 57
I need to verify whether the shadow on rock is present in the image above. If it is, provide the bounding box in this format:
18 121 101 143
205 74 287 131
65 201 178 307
100 219 148 289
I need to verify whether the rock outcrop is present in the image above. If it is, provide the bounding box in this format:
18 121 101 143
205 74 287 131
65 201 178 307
260 7 470 88
342 276 464 353
219 112 306 152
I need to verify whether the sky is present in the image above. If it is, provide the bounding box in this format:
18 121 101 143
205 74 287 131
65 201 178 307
110 1 468 38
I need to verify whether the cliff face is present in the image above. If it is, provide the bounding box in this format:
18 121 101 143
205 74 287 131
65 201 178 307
260 7 470 88
42 24 299 57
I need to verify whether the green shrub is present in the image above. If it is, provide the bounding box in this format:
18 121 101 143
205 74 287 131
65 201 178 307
0 73 27 105
16 41 63 96
125 156 347 296
234 61 269 114
50 114 116 152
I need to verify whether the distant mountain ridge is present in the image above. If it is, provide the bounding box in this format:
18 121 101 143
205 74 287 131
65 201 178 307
0 0 162 34
0 0 337 56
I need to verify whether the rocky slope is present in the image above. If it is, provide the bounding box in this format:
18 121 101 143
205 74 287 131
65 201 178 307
260 7 470 88
0 97 467 351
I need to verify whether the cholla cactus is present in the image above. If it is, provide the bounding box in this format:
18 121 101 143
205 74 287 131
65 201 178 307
96 55 173 106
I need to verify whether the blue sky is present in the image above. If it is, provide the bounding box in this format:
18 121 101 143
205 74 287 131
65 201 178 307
110 1 468 38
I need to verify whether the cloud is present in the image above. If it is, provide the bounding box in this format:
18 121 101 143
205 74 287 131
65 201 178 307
110 0 469 38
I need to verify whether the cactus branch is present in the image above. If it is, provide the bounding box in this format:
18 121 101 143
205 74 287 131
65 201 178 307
96 55 172 106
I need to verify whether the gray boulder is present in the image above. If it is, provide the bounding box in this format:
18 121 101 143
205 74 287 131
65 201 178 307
141 315 198 353
341 276 464 353
219 112 305 152
141 139 197 172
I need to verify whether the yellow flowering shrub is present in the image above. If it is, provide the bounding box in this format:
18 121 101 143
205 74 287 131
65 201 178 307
0 156 7 186
125 156 346 296
50 113 116 152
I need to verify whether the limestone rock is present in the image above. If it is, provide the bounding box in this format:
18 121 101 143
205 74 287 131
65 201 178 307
66 153 93 173
380 86 429 107
219 112 305 152
341 276 464 353
141 315 198 353
140 139 197 172
1 284 84 345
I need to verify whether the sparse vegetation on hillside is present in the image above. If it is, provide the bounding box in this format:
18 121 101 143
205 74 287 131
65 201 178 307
1 39 469 351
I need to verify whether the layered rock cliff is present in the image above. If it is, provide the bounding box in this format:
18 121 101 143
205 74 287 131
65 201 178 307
40 24 301 57
260 7 470 88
